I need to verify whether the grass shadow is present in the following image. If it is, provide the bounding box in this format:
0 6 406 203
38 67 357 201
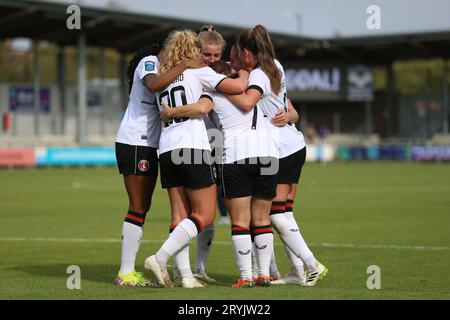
164 266 234 288
11 264 234 287
12 263 119 285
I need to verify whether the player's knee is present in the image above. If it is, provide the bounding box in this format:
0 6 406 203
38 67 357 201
252 217 271 228
171 216 184 226
229 216 249 228
198 215 214 229
172 209 188 224
193 207 216 227
274 187 289 201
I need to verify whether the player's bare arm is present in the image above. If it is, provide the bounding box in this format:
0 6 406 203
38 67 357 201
271 99 299 127
160 97 213 122
286 99 299 123
144 57 205 93
216 69 249 94
225 88 261 112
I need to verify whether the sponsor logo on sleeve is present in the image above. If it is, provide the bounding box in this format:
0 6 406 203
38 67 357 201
145 61 155 72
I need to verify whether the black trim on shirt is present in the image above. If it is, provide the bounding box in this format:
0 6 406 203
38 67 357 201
215 77 228 90
251 106 258 130
199 94 213 103
247 85 264 95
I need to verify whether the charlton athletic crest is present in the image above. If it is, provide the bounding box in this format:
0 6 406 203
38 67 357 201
138 160 150 172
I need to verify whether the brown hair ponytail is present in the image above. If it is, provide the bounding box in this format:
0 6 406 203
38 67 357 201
238 25 281 94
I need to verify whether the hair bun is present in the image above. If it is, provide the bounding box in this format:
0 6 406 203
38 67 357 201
200 24 215 32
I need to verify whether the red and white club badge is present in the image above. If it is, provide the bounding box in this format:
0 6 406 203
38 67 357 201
138 160 150 172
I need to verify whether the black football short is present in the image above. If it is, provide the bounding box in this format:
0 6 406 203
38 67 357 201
115 142 158 176
278 147 306 184
159 148 216 189
220 157 278 200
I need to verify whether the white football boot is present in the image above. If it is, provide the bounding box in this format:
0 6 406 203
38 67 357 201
305 262 329 287
144 255 173 288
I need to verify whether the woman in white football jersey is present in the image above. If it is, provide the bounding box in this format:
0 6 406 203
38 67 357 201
183 25 229 285
143 30 250 288
161 59 280 288
166 25 226 287
198 24 224 65
226 25 328 287
114 43 203 287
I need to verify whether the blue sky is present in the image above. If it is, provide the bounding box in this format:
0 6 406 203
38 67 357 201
40 0 450 38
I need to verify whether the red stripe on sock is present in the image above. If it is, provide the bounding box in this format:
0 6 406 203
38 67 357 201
271 205 285 211
253 227 273 234
126 214 144 224
285 202 294 208
232 226 250 231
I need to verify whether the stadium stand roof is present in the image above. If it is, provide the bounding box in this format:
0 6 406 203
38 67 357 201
325 31 450 64
0 0 316 53
1 0 449 63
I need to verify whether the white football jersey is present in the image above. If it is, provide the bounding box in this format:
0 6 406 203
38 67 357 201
206 92 279 164
156 67 227 155
116 55 160 148
248 59 306 158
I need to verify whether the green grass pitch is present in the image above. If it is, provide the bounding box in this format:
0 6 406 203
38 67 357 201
0 163 449 300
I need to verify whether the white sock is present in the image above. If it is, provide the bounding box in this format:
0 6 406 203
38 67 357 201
169 226 183 278
251 241 258 277
270 213 304 257
232 234 253 280
156 218 199 266
284 247 305 276
195 223 214 274
269 250 278 275
285 211 317 271
270 213 305 273
119 221 143 275
253 232 274 277
283 212 305 274
174 244 193 278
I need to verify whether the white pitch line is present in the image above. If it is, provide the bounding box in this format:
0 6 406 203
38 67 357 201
311 242 450 251
0 237 448 251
